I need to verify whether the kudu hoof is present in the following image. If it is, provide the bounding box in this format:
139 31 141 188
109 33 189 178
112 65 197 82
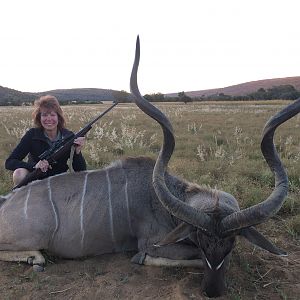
33 264 45 272
131 252 146 265
27 256 34 265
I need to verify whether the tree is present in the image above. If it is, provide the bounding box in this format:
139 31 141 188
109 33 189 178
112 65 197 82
178 91 192 103
144 93 165 102
112 90 131 103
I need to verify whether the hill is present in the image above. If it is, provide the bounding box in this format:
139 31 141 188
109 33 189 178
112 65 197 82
0 87 133 105
39 88 116 102
0 86 36 105
165 76 300 98
1 76 300 105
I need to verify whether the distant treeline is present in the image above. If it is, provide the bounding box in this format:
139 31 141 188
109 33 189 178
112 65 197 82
203 84 300 101
157 84 300 102
1 84 300 106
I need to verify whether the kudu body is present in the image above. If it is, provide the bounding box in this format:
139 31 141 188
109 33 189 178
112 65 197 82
0 37 299 297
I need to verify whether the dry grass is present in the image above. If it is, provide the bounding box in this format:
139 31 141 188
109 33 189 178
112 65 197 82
1 101 300 223
0 101 299 299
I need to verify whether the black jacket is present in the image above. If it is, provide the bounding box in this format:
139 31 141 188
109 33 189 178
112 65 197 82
5 128 86 178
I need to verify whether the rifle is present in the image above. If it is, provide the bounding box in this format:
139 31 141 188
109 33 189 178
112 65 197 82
13 102 118 190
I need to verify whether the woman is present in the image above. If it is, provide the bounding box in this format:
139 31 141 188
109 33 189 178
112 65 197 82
5 95 87 186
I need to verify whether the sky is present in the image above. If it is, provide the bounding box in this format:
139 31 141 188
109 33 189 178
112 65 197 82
1 0 300 95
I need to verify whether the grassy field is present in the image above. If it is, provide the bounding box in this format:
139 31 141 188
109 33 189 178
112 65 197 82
0 101 299 299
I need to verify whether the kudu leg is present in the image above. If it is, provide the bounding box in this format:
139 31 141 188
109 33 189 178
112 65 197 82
132 243 203 268
144 255 203 268
132 251 203 268
0 250 45 271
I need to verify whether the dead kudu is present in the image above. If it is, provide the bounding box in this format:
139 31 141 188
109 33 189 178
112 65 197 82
0 38 299 297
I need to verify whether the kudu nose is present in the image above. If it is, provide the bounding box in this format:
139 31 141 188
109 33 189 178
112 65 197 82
204 288 224 298
203 280 226 298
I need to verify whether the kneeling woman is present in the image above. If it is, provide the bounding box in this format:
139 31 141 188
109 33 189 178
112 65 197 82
5 95 87 186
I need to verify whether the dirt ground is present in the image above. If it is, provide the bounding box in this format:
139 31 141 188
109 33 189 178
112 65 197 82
0 222 299 300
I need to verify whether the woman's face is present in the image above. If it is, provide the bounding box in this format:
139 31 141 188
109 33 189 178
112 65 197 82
40 109 58 132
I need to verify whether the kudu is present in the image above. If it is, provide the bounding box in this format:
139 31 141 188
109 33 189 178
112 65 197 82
0 37 298 297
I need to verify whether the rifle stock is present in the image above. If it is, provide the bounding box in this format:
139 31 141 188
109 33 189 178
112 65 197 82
13 102 118 190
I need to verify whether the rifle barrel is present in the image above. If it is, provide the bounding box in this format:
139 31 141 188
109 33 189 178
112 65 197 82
78 102 118 133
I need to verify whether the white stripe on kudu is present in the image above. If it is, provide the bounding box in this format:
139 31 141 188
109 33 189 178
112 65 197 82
117 160 134 236
47 177 59 241
106 169 116 247
124 169 134 236
80 173 88 249
24 185 31 219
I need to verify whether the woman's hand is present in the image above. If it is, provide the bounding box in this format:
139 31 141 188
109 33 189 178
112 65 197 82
73 137 85 154
34 159 52 173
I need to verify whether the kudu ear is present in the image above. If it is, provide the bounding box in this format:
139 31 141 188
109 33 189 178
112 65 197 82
155 222 195 247
240 227 287 256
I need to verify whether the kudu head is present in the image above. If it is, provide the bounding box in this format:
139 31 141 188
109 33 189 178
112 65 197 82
130 36 300 297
